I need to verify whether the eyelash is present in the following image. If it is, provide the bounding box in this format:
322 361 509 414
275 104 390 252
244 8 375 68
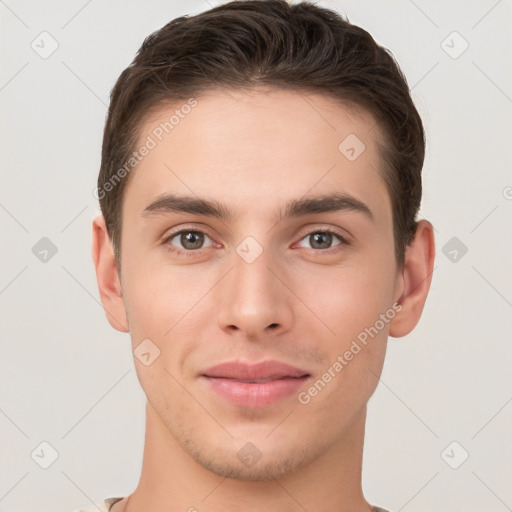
296 228 350 252
163 226 350 256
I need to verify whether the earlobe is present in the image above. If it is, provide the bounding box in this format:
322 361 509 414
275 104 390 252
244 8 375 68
91 215 130 333
389 220 435 338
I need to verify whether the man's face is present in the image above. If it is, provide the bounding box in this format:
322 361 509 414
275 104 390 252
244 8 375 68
118 88 403 479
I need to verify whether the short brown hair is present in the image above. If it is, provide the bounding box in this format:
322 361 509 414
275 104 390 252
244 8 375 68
98 0 425 269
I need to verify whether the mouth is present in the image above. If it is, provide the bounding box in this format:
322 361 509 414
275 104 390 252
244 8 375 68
205 375 310 382
200 360 311 407
201 359 310 380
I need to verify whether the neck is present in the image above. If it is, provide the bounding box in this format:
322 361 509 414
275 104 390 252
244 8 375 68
119 402 372 512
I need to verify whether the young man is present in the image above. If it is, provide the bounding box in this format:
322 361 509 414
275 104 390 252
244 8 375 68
87 1 435 510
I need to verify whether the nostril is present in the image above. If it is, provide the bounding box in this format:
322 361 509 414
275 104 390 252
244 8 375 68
268 323 278 329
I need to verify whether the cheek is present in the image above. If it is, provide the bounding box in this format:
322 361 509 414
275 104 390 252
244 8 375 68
293 259 395 342
122 255 201 336
290 258 394 400
299 286 390 419
121 258 215 384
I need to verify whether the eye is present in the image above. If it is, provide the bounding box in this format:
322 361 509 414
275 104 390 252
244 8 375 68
297 230 344 250
166 230 214 251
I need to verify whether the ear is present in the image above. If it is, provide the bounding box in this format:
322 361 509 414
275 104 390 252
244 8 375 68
91 215 129 332
389 219 435 338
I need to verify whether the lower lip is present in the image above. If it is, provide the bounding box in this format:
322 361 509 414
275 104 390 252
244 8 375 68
201 376 310 407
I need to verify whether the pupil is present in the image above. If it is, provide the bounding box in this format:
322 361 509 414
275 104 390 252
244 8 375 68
181 231 204 249
311 232 332 249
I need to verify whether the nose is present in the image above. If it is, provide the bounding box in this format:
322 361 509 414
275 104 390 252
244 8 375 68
216 249 294 340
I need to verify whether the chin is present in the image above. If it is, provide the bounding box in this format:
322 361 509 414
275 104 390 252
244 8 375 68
195 449 309 481
184 434 313 481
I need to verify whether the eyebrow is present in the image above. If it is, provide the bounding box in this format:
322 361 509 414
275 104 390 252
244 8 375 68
141 192 374 223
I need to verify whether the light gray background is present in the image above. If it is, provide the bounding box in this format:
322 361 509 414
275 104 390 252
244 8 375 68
1 1 511 511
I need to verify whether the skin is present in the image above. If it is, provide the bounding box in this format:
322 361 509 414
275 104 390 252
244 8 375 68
92 88 435 512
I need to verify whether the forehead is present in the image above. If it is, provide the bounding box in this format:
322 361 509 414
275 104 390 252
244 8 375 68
123 88 391 223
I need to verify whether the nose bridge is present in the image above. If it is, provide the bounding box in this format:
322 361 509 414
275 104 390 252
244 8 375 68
216 242 292 336
234 247 274 297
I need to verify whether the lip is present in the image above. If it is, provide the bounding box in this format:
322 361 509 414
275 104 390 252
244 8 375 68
200 360 311 408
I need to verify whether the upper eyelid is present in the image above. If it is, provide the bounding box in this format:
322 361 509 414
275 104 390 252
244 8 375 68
295 225 351 243
163 224 216 241
300 225 345 235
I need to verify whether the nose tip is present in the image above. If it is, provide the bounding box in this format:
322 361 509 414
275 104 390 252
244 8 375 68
216 257 293 339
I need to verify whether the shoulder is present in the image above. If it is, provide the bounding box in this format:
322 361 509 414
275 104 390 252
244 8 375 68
72 497 124 512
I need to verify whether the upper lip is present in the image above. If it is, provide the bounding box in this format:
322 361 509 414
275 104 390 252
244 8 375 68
201 360 310 380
